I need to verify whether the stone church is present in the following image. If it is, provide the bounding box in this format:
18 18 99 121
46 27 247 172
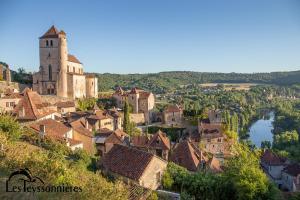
33 26 98 99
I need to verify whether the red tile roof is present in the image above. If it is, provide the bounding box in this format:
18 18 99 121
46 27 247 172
283 164 300 176
68 54 82 64
55 101 75 108
40 25 60 39
164 104 182 113
170 140 207 171
261 149 286 166
29 119 71 138
101 144 155 181
70 118 93 137
148 130 170 150
207 156 223 173
14 88 57 120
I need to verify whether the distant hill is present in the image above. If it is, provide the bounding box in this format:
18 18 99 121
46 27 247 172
96 70 300 93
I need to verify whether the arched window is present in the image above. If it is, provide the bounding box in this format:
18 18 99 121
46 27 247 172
50 40 53 47
48 65 52 81
46 40 49 46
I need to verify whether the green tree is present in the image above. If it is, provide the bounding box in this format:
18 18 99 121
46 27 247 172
0 114 22 141
123 100 130 134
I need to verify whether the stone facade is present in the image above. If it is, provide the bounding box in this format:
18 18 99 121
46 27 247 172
0 63 11 82
32 26 98 99
112 87 155 123
163 104 183 126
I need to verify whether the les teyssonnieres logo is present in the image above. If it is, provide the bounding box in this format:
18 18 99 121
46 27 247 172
6 168 82 193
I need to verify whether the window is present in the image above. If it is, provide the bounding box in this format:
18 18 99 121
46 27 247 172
92 81 93 86
73 67 75 73
50 40 53 46
67 66 69 72
10 102 15 107
6 102 9 107
46 40 49 46
48 65 52 81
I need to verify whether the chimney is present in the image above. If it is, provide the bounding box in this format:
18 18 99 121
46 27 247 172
39 124 46 138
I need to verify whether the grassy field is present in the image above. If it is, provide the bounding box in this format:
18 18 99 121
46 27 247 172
200 83 259 91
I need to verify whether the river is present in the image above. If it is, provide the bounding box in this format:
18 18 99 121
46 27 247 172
247 111 275 148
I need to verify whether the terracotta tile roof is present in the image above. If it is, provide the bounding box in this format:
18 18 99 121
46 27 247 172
131 135 150 147
261 149 286 166
70 118 93 137
68 138 83 146
29 119 71 138
40 25 60 39
95 128 114 137
68 54 82 64
164 104 182 113
2 92 22 99
170 140 207 171
207 156 223 173
101 144 154 181
55 101 75 108
138 91 151 99
98 129 128 144
199 121 224 139
93 110 113 120
148 130 171 150
283 164 300 176
14 88 57 120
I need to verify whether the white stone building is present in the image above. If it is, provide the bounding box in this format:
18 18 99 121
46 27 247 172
33 26 98 99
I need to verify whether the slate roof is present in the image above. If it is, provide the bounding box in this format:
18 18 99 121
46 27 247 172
101 144 155 181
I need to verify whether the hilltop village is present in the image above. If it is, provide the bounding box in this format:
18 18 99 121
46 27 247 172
0 26 300 199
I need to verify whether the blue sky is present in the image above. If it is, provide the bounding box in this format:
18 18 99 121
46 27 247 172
1 0 300 73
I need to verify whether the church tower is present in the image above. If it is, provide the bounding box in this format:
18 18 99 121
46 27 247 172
38 25 68 97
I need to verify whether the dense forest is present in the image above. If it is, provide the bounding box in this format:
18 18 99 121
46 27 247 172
96 70 300 92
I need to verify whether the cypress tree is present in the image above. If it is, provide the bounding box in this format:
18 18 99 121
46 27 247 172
123 100 130 134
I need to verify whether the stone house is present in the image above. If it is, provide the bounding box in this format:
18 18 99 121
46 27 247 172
208 109 222 123
0 92 22 113
101 144 167 190
13 88 58 123
112 87 155 123
163 104 183 126
131 130 171 160
94 128 129 156
32 25 98 99
29 118 83 150
281 164 300 192
69 117 95 154
106 108 122 130
261 149 287 186
86 110 114 131
196 119 226 155
170 140 223 173
55 101 76 114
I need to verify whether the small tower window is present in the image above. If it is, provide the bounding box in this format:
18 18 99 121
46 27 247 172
48 65 52 81
67 66 69 72
46 40 49 46
73 67 75 73
50 40 53 47
92 81 93 86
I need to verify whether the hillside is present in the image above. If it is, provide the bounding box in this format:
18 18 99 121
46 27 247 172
96 70 300 93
